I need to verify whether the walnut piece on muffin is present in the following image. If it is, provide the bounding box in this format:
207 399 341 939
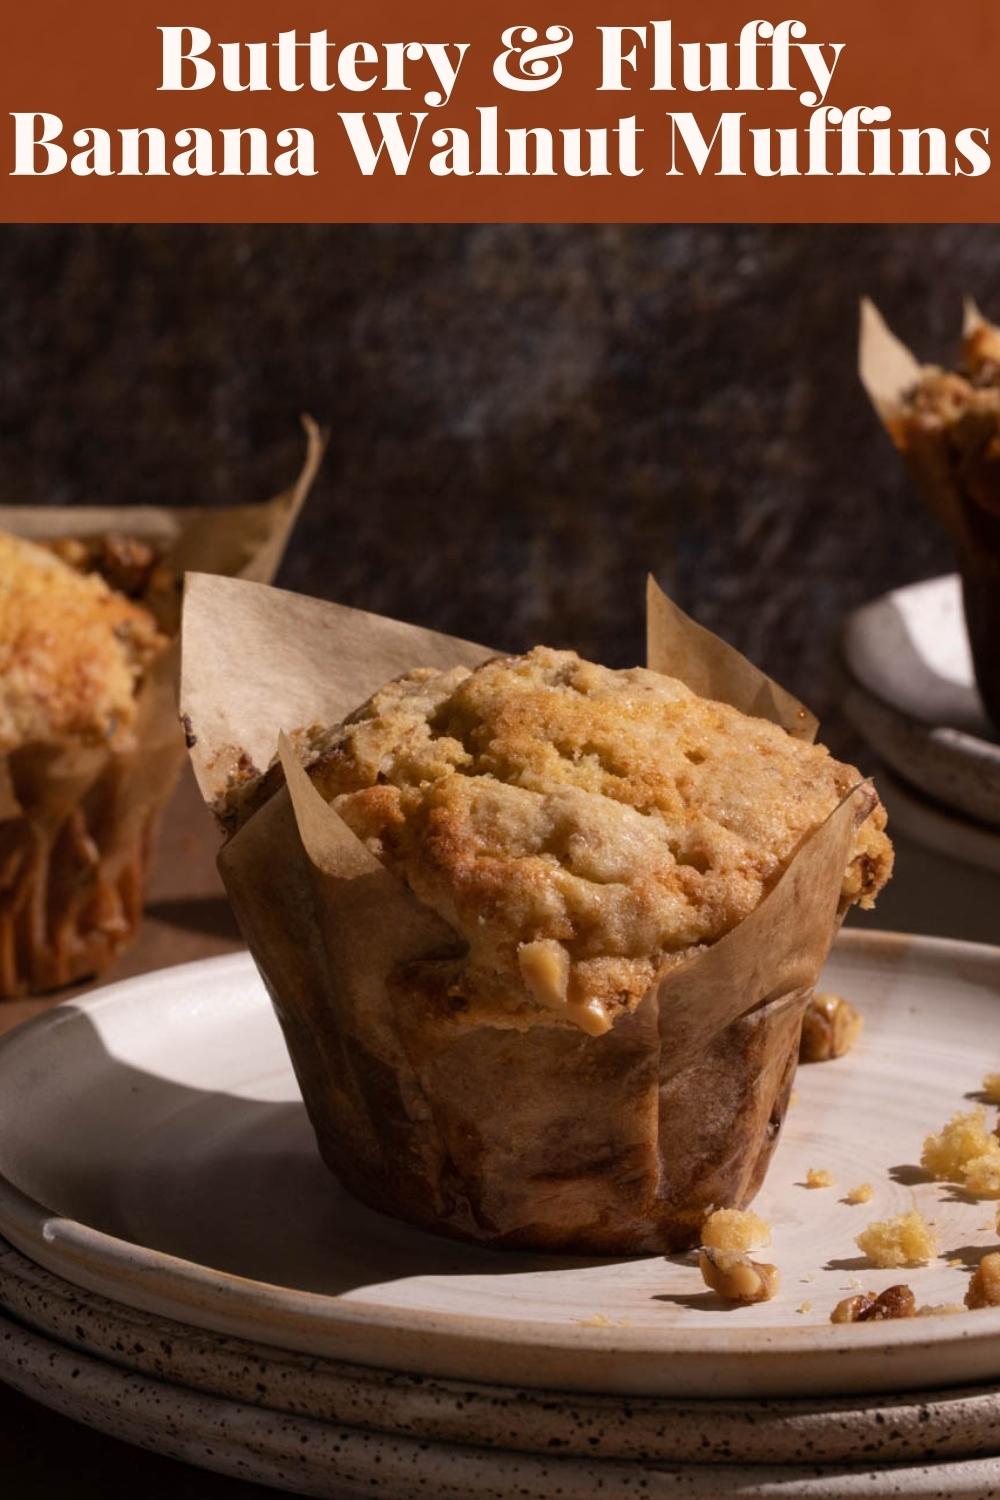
0 532 167 753
273 646 893 1036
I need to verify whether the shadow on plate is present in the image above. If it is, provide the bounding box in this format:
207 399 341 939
1 1009 623 1298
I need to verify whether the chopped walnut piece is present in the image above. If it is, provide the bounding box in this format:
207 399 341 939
805 1167 835 1189
855 1210 938 1268
698 1248 780 1304
799 992 864 1062
965 1251 1000 1309
830 1284 917 1323
701 1207 771 1252
845 1183 874 1205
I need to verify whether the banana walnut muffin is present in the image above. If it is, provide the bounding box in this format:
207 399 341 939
238 646 892 1037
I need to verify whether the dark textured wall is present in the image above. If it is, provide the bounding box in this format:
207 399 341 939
2 224 996 751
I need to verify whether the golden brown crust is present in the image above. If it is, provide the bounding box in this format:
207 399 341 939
0 532 167 753
295 647 892 1032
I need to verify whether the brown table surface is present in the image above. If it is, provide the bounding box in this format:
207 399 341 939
2 771 999 1498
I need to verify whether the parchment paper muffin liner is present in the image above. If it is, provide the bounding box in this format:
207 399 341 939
0 420 325 998
859 299 1000 728
182 573 866 1253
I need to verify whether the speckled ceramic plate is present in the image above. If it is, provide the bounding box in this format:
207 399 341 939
3 1310 999 1500
0 936 999 1401
842 574 1000 828
3 1236 1000 1469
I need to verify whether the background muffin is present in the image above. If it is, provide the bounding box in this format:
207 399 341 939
0 532 173 996
0 533 167 752
0 423 322 997
862 302 1000 729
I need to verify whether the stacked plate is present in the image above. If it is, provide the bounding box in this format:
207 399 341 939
842 574 1000 874
1 937 1000 1498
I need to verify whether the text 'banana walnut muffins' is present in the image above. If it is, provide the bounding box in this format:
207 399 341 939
196 575 892 1255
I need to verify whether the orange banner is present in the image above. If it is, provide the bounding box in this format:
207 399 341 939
2 1 999 222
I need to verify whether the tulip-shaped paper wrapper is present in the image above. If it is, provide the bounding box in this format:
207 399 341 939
0 420 325 996
182 574 862 1253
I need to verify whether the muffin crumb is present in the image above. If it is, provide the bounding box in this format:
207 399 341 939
701 1207 771 1252
796 1300 812 1314
855 1210 938 1268
982 1073 1000 1105
799 992 864 1062
845 1182 874 1205
965 1251 1000 1309
921 1106 1000 1196
805 1167 835 1189
830 1284 916 1323
698 1248 780 1304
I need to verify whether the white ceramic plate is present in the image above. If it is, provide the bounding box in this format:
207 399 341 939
3 1236 999 1469
3 1310 1000 1500
842 574 992 736
1 937 999 1401
841 575 1000 828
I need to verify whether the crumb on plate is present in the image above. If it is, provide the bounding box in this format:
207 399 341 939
830 1284 916 1323
805 1167 835 1189
921 1106 1000 1196
982 1073 1000 1105
845 1182 874 1205
701 1207 772 1252
855 1210 938 1268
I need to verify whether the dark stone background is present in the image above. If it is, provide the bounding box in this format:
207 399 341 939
1 223 996 754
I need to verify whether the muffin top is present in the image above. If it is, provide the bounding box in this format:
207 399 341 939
298 647 892 1035
0 531 167 753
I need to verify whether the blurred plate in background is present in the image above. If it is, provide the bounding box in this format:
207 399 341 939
842 575 1000 831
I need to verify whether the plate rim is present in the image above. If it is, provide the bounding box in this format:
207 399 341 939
4 1306 999 1500
2 931 1000 1399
